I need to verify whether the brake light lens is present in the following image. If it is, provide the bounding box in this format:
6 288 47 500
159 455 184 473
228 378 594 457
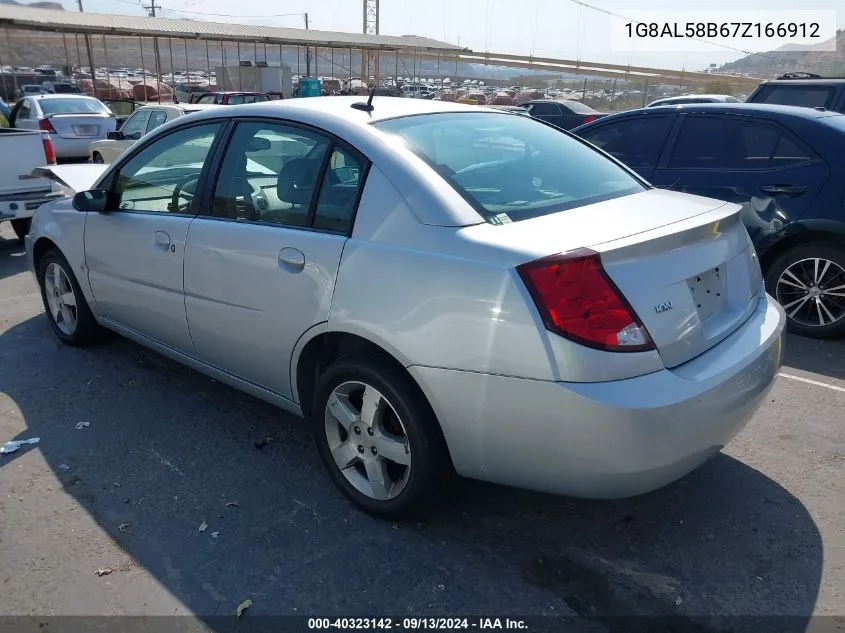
39 118 56 133
582 114 598 125
41 133 56 165
517 248 654 352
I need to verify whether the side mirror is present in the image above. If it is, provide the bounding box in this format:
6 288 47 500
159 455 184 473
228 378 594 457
72 189 109 213
107 130 123 141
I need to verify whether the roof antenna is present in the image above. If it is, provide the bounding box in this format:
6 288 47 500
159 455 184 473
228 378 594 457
351 86 376 112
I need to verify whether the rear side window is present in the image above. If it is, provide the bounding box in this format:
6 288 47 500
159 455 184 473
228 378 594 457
669 115 815 169
374 112 644 224
196 95 215 104
578 115 672 169
526 103 559 116
146 110 168 134
750 85 836 109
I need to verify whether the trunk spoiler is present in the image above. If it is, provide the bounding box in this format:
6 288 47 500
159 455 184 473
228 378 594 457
31 164 108 194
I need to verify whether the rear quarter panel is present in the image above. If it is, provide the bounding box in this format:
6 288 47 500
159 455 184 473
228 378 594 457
321 166 557 382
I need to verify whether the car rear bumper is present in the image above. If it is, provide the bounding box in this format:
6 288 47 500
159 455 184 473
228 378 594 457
410 293 785 499
51 135 105 159
0 190 65 221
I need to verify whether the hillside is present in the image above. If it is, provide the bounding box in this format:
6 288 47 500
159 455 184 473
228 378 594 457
0 0 64 10
719 29 845 77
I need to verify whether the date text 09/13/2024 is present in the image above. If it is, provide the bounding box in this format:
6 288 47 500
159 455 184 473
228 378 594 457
307 618 528 630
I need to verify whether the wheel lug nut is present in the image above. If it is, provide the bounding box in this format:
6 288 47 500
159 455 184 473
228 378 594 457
367 428 374 437
353 426 361 435
371 447 377 455
357 445 364 454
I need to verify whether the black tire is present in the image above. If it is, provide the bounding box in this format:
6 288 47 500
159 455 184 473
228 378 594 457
11 218 31 242
92 152 104 164
765 242 845 339
312 356 450 519
37 248 104 346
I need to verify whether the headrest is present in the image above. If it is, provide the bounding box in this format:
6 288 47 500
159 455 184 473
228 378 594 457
277 158 320 205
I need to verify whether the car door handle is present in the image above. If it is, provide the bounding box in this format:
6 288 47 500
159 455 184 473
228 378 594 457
154 231 171 249
278 247 305 272
760 184 807 196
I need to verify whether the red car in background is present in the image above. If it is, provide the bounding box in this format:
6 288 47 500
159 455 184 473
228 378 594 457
190 91 280 105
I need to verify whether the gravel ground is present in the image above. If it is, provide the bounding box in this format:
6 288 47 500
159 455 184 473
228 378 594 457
1 223 843 633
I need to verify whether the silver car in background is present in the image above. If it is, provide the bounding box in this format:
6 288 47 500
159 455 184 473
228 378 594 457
10 94 117 161
26 97 785 518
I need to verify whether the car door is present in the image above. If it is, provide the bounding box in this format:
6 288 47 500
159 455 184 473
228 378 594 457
575 113 676 181
84 121 224 354
104 108 150 162
651 114 830 244
184 119 368 400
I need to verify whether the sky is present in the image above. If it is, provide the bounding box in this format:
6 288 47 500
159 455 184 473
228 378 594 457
67 0 844 71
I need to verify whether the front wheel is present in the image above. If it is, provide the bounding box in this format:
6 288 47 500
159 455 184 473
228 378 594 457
92 152 104 164
766 242 845 338
38 249 104 345
11 218 31 242
313 357 449 518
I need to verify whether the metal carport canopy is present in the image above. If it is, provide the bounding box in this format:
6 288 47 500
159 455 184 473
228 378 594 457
0 4 467 53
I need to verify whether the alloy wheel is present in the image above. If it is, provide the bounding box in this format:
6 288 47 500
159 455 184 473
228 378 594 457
43 262 78 335
776 257 845 328
323 381 412 501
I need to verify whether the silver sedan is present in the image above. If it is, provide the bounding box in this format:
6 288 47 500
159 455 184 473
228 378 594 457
10 94 117 161
26 97 785 517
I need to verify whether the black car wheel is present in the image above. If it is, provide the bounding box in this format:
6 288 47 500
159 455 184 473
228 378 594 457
766 242 845 338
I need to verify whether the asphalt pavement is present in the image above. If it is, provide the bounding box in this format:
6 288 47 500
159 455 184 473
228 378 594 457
1 223 843 633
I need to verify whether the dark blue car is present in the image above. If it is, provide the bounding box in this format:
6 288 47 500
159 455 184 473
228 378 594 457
573 103 845 339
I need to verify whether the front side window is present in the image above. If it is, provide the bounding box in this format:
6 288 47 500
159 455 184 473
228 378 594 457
375 112 644 223
577 115 672 169
112 122 222 213
121 110 151 140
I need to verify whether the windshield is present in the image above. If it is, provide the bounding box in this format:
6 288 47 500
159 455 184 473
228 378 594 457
40 97 110 115
374 112 644 224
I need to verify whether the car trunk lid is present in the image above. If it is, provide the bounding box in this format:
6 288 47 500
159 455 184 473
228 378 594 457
47 114 115 140
471 188 763 369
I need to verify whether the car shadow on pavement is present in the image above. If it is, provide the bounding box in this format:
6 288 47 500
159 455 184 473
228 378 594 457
782 334 845 383
0 315 823 632
0 231 27 282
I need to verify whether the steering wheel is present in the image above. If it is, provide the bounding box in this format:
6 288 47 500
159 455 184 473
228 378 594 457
169 174 200 213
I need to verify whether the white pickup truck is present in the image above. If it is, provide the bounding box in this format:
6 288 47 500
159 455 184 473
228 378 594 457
0 128 66 242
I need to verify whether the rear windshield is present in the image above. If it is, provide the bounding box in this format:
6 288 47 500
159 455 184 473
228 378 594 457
40 97 109 115
750 85 837 109
561 100 596 114
374 112 644 224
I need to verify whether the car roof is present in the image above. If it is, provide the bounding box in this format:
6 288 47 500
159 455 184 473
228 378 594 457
133 103 220 112
578 102 843 127
759 78 845 85
33 93 99 100
179 96 489 125
651 94 733 101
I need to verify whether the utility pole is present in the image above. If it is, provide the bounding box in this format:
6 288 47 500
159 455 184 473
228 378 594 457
142 0 164 102
362 0 379 86
304 13 311 77
76 0 97 94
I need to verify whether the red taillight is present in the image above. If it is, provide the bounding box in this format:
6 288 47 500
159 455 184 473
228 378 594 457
582 114 598 125
41 133 56 165
39 118 56 133
517 248 653 352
